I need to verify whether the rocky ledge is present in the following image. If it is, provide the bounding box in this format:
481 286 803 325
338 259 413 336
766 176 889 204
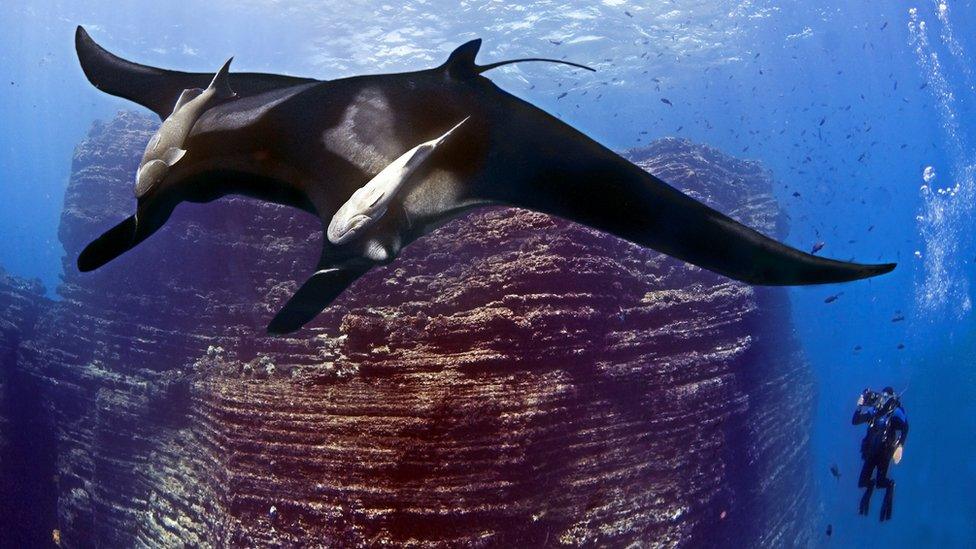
0 112 815 547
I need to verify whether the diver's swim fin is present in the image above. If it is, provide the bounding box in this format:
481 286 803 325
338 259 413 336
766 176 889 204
77 216 138 272
880 484 894 522
267 263 372 334
859 485 873 516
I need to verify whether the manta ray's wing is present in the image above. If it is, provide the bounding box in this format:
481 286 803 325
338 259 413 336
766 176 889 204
440 39 895 286
495 151 894 285
75 26 317 120
267 261 373 335
614 168 894 285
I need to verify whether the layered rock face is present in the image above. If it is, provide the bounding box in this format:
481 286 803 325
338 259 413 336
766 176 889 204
0 269 56 548
0 112 815 547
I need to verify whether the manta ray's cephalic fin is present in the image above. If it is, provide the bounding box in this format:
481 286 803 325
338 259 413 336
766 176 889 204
77 215 139 272
442 39 595 80
267 261 373 334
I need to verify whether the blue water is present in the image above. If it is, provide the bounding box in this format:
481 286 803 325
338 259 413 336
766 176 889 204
1 1 974 546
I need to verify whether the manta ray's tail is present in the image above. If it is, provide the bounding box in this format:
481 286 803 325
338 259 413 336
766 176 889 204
442 39 595 79
477 58 596 74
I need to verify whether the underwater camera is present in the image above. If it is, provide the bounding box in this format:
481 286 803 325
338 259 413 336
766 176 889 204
861 388 898 415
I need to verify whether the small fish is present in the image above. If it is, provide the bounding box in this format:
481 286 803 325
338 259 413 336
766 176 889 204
661 98 673 106
625 10 633 17
792 191 801 197
824 293 842 304
557 92 567 100
881 21 889 31
897 343 905 350
811 241 825 254
819 117 826 126
826 524 833 537
891 314 905 322
853 345 862 352
830 464 841 480
548 39 563 46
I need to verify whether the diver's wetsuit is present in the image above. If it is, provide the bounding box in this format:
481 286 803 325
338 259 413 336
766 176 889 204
852 394 908 522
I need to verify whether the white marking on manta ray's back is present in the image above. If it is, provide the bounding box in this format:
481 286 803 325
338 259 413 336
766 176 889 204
322 87 398 174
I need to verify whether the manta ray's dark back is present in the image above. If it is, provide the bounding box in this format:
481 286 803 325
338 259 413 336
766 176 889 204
75 26 317 120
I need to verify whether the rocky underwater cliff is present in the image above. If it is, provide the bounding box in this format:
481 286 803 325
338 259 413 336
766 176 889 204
0 112 816 547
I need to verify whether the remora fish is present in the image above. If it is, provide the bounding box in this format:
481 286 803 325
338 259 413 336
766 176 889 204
135 58 236 199
327 117 469 246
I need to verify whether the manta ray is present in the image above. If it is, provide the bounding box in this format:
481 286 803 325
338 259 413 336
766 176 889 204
73 27 895 334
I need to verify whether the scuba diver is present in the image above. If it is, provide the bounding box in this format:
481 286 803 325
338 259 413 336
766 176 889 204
852 386 908 522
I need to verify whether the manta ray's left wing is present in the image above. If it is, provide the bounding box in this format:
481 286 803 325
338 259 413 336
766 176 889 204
75 26 317 120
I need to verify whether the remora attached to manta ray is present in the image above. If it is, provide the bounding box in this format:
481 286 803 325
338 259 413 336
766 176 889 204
135 58 236 199
327 117 470 247
73 26 895 334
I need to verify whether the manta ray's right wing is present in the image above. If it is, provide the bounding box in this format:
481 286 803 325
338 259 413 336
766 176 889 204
495 148 894 286
75 26 317 120
474 97 895 286
437 41 896 286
